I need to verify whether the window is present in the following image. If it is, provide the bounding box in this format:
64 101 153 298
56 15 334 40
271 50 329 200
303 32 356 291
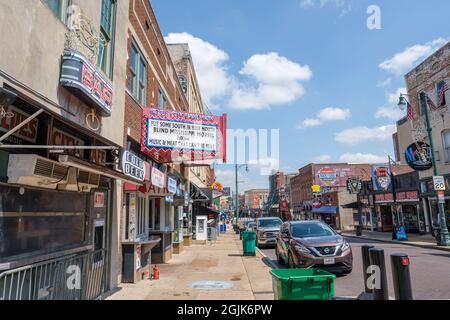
437 80 448 106
98 0 116 78
443 131 450 162
136 193 148 238
128 42 147 105
44 0 71 23
158 88 168 110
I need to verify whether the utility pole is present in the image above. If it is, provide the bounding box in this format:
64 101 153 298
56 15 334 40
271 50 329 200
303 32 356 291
235 164 239 223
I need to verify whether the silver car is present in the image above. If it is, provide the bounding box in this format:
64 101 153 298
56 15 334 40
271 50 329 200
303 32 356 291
255 217 283 248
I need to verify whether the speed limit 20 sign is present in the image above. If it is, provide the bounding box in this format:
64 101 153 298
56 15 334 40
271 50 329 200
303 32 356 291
433 176 446 191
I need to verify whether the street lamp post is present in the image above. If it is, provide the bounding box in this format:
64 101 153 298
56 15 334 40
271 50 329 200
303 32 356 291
234 164 248 223
398 93 450 246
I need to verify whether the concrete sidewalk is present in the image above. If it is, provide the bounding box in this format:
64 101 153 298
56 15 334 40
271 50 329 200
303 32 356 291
343 230 450 252
105 230 274 300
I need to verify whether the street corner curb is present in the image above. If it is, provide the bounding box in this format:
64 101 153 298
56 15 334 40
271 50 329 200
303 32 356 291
256 247 279 269
343 234 450 253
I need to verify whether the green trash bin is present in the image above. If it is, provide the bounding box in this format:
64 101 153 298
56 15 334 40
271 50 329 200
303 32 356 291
270 268 336 300
241 231 256 256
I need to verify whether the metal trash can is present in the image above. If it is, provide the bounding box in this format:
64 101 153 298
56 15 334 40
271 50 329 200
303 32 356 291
355 225 362 236
241 231 256 256
270 268 336 300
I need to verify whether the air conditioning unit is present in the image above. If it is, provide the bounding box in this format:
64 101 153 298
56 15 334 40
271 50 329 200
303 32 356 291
7 154 100 191
7 154 70 189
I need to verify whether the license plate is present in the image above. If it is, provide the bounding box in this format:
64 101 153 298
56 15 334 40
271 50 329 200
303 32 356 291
324 258 335 265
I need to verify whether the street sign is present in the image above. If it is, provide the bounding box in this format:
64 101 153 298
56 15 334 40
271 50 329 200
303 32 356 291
437 191 445 204
433 176 446 191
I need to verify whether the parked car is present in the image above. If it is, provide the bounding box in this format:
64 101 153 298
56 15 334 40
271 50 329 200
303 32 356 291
255 217 283 247
275 220 353 274
244 220 256 231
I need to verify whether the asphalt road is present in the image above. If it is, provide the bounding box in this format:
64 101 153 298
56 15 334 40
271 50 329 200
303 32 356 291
261 237 450 300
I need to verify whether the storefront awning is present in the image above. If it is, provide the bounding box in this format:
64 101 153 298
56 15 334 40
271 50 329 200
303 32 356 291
190 183 210 202
311 206 338 215
199 206 220 216
341 201 361 209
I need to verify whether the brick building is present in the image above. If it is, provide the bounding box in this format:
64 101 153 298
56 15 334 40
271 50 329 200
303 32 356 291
290 163 372 230
394 40 450 233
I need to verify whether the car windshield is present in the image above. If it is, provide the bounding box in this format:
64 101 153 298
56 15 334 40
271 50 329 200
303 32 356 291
258 219 282 228
291 222 335 238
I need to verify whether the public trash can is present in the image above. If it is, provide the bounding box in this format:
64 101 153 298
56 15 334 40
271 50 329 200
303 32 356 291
241 231 256 256
355 225 362 236
270 268 336 300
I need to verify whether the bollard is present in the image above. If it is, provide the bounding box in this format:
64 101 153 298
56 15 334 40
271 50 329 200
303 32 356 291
361 245 375 294
369 248 389 300
391 253 413 300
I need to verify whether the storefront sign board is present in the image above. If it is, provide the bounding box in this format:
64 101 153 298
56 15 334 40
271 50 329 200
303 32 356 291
141 108 227 163
121 150 146 182
151 167 165 189
168 177 177 194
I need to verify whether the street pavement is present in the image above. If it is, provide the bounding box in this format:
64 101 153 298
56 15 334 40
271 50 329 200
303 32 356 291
261 237 450 300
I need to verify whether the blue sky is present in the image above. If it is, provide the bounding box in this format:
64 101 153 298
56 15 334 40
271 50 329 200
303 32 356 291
153 0 450 191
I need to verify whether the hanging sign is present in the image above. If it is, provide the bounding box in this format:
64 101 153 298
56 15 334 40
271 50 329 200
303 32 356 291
371 166 392 191
168 177 177 194
151 167 165 188
311 185 321 193
60 50 113 116
347 178 362 194
141 108 227 163
121 150 146 182
405 142 433 171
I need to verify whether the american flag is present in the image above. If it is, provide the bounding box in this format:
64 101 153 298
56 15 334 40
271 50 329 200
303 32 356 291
406 101 414 121
439 81 448 105
428 96 437 112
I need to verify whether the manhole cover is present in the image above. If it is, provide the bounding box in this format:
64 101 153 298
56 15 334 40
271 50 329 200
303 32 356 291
190 281 234 290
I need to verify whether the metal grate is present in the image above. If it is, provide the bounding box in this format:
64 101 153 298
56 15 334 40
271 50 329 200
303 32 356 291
0 249 107 300
34 159 53 177
315 246 336 256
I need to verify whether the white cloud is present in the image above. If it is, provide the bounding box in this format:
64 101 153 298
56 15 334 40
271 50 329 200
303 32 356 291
299 0 351 15
377 78 392 88
165 32 231 109
314 155 332 163
247 157 280 175
379 38 447 76
215 168 268 193
229 52 312 110
335 125 396 145
339 153 387 163
374 87 406 120
297 107 351 128
299 118 322 128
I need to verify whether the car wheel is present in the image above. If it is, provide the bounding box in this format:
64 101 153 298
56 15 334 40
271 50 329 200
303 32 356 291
288 252 295 268
276 246 284 265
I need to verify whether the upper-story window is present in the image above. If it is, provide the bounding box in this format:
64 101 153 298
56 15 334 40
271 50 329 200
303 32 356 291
442 130 450 163
437 80 448 107
158 88 168 110
98 0 117 79
44 0 71 24
129 42 147 105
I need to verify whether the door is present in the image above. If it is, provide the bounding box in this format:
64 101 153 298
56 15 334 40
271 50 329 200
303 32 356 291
380 206 393 232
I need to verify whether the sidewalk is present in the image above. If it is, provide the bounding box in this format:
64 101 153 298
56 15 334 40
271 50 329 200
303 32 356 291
343 230 450 252
105 229 274 300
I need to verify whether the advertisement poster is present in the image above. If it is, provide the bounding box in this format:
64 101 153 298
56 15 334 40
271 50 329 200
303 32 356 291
141 108 227 163
313 165 365 187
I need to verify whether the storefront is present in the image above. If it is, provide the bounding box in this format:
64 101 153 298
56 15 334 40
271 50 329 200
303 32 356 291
311 206 339 229
0 84 130 299
420 175 450 234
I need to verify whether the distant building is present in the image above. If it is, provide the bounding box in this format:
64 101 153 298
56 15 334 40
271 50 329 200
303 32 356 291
243 189 269 217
